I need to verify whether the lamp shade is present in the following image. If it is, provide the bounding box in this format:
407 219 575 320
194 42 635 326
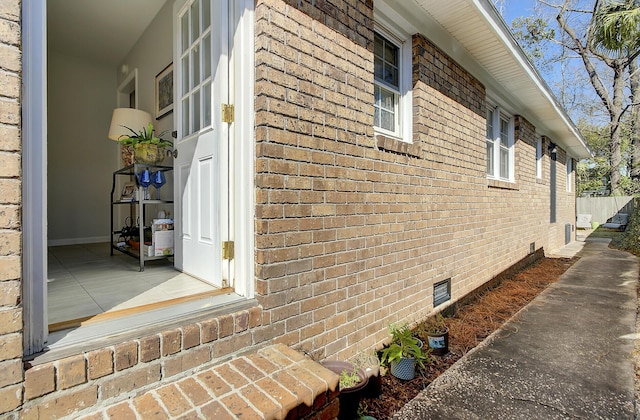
108 108 152 141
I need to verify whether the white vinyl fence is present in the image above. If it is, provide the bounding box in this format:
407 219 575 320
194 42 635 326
576 196 635 224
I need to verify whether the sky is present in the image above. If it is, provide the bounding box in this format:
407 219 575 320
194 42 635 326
492 0 610 125
495 0 541 24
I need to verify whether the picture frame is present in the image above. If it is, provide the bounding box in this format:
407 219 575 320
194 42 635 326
120 182 137 202
155 63 174 119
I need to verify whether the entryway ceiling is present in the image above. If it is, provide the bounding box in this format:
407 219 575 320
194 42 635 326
48 0 168 64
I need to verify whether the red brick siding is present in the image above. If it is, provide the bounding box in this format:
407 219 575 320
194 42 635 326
3 0 578 417
15 307 264 418
0 0 24 415
255 0 576 362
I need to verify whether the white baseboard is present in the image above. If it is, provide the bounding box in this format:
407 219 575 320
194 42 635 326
48 236 110 247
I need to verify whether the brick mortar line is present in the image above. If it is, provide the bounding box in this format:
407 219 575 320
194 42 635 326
172 380 199 413
147 389 172 418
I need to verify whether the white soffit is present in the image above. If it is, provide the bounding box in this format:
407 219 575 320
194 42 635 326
384 0 591 159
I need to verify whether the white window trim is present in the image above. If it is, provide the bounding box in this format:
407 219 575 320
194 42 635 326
373 25 412 144
486 102 514 182
536 136 542 179
566 157 572 192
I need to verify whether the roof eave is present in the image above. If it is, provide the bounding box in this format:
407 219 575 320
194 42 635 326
383 0 592 159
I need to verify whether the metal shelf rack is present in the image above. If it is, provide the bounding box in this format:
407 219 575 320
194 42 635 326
110 163 173 271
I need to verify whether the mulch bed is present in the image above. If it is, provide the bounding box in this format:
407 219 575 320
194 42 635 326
360 256 578 419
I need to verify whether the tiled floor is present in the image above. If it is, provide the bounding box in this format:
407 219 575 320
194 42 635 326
47 243 217 325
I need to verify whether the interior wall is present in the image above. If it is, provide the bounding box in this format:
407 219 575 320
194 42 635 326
118 1 173 137
47 50 118 245
47 1 173 245
117 0 174 217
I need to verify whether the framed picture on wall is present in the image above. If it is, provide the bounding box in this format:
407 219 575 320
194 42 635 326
155 63 173 119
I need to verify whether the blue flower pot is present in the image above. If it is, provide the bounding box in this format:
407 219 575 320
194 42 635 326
390 357 416 380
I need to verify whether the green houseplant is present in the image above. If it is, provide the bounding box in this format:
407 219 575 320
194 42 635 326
380 323 432 380
118 122 173 165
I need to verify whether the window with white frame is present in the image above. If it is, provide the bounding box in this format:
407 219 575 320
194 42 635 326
373 30 411 142
486 104 514 181
566 157 572 192
536 136 542 179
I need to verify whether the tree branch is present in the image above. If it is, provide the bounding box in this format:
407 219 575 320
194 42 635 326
556 0 614 113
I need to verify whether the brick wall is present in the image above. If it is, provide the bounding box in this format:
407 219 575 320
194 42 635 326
17 307 263 418
2 0 577 417
0 0 24 415
255 0 576 362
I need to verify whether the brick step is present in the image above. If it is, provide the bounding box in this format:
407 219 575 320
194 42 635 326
76 344 340 419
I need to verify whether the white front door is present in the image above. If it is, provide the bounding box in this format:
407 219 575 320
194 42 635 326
174 0 229 287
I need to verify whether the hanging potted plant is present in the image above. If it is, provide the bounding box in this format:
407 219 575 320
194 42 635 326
420 313 449 356
117 122 173 165
380 323 431 380
321 360 368 420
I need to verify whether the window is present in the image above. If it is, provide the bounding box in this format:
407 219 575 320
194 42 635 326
536 136 542 178
566 157 572 192
486 104 514 181
179 0 213 136
373 30 411 142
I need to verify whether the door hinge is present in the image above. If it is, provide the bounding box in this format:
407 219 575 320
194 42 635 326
222 241 235 260
222 104 234 123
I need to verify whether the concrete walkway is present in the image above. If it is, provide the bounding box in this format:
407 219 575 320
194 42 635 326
395 239 638 419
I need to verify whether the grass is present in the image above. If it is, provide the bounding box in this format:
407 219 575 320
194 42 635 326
587 226 625 240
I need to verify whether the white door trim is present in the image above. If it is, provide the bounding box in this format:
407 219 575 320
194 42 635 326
231 0 255 298
22 0 48 355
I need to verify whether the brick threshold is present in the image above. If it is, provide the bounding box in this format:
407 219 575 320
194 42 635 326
77 344 340 419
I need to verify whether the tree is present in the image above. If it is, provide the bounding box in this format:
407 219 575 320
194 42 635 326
505 0 640 195
576 121 611 195
555 0 633 195
511 16 556 69
589 0 640 185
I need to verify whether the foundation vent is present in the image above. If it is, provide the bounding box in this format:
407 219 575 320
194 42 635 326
434 278 451 307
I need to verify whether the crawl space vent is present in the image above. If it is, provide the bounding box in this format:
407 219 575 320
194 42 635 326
433 278 451 307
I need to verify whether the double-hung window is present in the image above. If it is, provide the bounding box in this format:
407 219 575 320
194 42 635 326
374 30 411 142
566 157 572 192
486 105 514 181
536 136 542 179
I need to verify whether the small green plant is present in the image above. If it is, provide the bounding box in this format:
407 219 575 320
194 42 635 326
422 313 448 335
352 349 380 371
117 122 173 148
380 323 432 368
357 401 369 419
339 367 361 389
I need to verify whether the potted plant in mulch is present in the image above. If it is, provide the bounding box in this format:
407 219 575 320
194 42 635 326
353 350 382 398
420 313 449 356
322 360 369 420
380 323 432 380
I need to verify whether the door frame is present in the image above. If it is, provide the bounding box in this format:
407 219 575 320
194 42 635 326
22 0 48 355
22 0 255 355
230 0 255 297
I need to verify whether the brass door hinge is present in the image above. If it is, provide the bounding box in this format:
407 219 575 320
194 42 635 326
222 104 234 123
222 241 234 260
